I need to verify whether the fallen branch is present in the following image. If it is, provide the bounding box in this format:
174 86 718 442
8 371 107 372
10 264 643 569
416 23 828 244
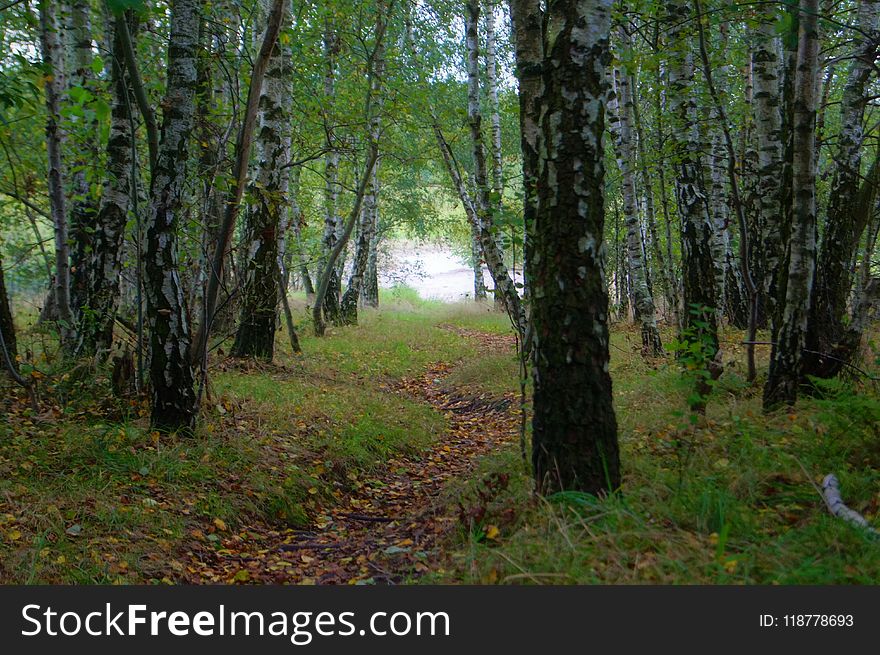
339 513 396 523
821 474 880 538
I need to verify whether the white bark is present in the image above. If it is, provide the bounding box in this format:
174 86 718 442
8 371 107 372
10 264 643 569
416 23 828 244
607 43 662 356
38 0 74 348
822 474 880 537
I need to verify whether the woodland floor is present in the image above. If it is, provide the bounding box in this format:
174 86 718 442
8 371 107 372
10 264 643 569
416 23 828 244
180 328 519 584
2 289 880 584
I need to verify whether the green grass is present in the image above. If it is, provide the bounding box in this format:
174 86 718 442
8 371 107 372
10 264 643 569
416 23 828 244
436 325 880 585
0 289 504 583
3 289 880 584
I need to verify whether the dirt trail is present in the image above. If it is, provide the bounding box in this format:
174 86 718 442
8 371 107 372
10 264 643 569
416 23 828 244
182 328 519 584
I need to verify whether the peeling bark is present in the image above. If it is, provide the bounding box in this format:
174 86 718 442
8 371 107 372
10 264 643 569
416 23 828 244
764 0 820 409
804 0 880 380
77 15 134 358
530 0 619 495
231 0 292 360
144 0 203 432
665 0 720 406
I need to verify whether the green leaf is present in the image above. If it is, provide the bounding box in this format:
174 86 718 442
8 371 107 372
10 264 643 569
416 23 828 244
107 0 147 14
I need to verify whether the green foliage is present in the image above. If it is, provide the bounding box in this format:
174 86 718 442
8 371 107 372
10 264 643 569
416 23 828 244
667 303 719 412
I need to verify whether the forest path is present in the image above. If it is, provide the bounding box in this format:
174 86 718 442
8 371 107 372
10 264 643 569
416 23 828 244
182 327 519 584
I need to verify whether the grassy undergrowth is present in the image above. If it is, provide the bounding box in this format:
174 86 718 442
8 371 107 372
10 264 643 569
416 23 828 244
438 326 880 584
0 288 505 583
2 286 879 584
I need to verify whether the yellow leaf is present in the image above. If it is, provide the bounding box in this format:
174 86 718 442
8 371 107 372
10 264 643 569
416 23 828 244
307 487 318 495
485 525 500 540
8 529 22 541
213 518 227 531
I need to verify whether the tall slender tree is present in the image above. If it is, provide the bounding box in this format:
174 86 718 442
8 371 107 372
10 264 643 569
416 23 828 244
804 0 880 379
231 0 292 360
764 0 820 408
464 0 525 340
76 14 134 357
67 0 99 319
320 24 343 326
38 0 75 350
341 0 387 325
665 0 720 407
608 33 662 357
529 0 620 495
751 7 784 330
144 0 202 432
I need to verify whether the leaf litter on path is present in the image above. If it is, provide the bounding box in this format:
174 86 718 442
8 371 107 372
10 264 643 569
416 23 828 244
180 331 520 584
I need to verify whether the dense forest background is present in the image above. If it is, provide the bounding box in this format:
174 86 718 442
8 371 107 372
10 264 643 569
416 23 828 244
1 0 880 584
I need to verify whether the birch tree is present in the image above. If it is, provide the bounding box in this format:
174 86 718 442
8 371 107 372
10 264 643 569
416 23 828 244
38 0 75 349
67 0 99 319
76 14 134 357
320 24 343 326
464 0 525 340
608 32 662 357
341 0 387 325
805 0 880 379
752 4 785 334
144 0 202 432
529 0 620 495
665 0 720 406
231 0 292 360
764 0 820 408
509 0 542 306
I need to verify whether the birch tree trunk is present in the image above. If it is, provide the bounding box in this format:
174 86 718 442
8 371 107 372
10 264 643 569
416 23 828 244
342 0 387 325
764 0 820 409
631 76 674 323
485 2 503 200
288 166 315 296
144 0 202 432
191 0 287 368
38 0 75 350
0 253 17 366
362 224 380 307
752 6 785 335
469 220 487 301
530 0 619 495
231 0 291 360
804 0 880 379
76 15 134 358
510 0 542 309
464 0 525 340
608 49 662 356
483 1 506 309
320 25 342 326
67 0 99 321
708 128 730 320
665 0 720 406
